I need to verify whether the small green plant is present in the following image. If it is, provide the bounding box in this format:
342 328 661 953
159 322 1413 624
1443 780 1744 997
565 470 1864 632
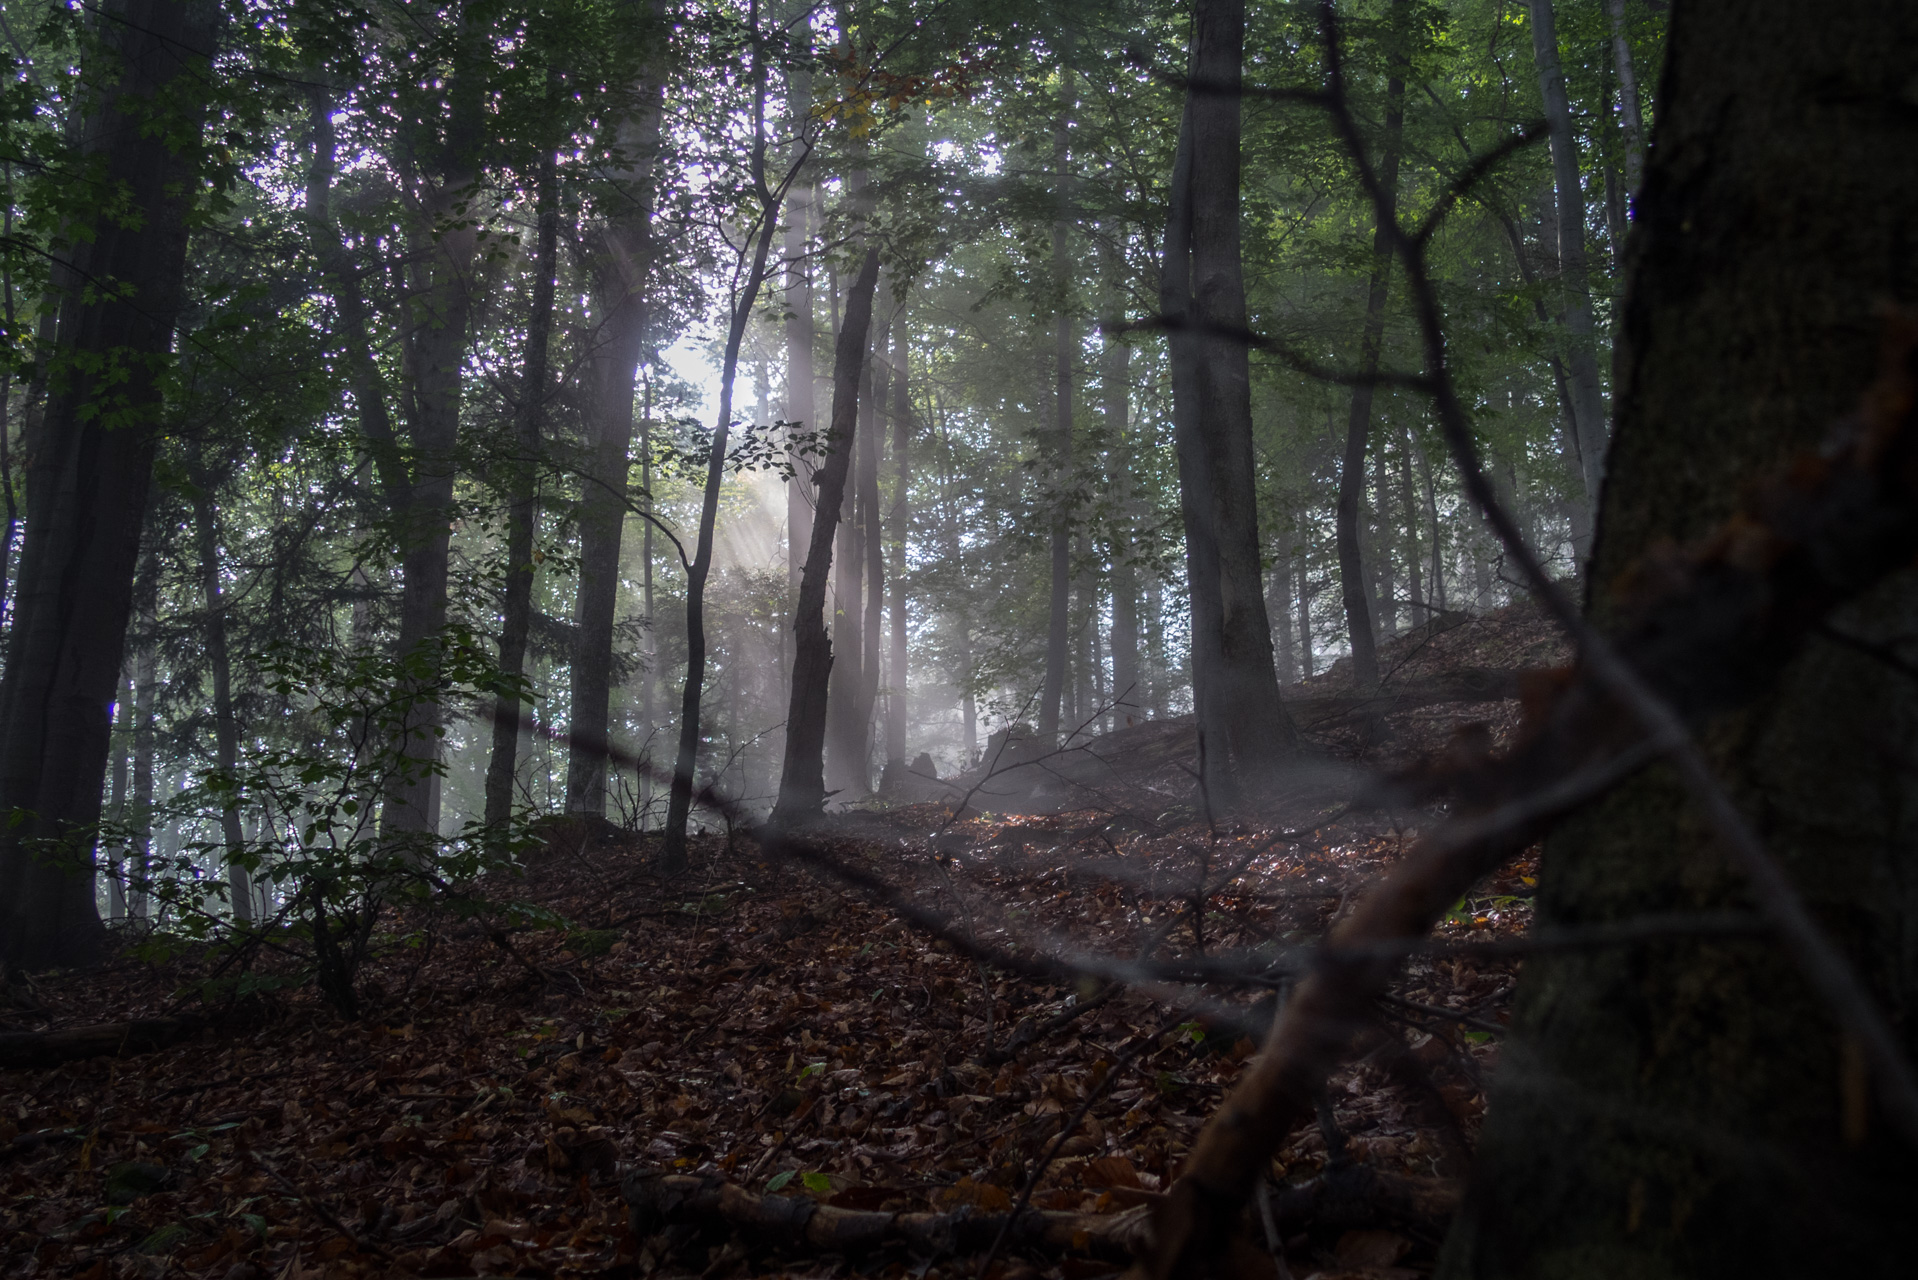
101 626 540 1018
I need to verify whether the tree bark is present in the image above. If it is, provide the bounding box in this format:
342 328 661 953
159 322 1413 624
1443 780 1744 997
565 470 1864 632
1608 0 1645 196
568 67 665 817
825 273 874 798
1443 3 1918 1274
884 315 910 774
187 441 250 924
0 0 214 969
1039 85 1074 745
1162 0 1294 803
783 66 815 611
1529 0 1610 513
485 146 558 833
856 297 888 764
772 249 881 826
1335 6 1405 690
1102 237 1143 722
383 15 486 839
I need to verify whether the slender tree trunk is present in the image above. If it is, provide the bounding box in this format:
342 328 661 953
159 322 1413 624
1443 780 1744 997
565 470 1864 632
884 316 910 775
783 81 815 611
383 23 486 839
857 298 888 767
1445 3 1918 1272
1371 444 1397 637
1039 86 1075 744
130 547 159 921
772 248 880 826
661 10 789 864
1271 550 1296 683
1529 0 1610 510
1608 0 1645 196
1102 237 1143 721
1335 5 1405 690
187 442 251 924
568 87 665 817
485 146 558 832
106 670 131 921
1296 559 1314 679
0 0 214 968
1398 425 1423 621
1416 435 1445 611
639 371 657 773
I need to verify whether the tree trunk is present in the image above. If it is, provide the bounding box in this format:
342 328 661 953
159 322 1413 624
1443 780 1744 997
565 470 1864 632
660 15 789 865
383 22 486 840
1296 554 1314 679
1039 88 1075 745
1371 444 1397 637
1398 426 1423 622
857 297 888 765
1444 3 1918 1274
772 248 881 826
129 548 158 920
1163 0 1294 802
106 670 131 922
1529 0 1609 512
884 316 910 774
825 279 874 798
783 69 815 611
0 0 214 969
1271 551 1296 684
1335 5 1405 690
1608 0 1646 196
485 146 558 833
568 82 665 817
1102 237 1144 722
186 441 251 924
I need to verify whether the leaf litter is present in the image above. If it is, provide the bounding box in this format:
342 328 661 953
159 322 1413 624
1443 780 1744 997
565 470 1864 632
1 605 1562 1280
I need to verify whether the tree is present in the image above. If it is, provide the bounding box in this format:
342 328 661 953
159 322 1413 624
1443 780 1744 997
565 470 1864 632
0 0 216 969
1160 0 1292 805
772 247 880 826
1444 1 1918 1273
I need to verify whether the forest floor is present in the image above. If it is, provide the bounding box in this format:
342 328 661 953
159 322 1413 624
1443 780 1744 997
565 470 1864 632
1 602 1565 1280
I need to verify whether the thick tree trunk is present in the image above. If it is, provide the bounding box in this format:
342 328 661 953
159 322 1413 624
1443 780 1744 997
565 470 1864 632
1443 4 1918 1275
1529 0 1610 512
1335 7 1405 690
485 147 558 832
825 287 874 798
187 442 250 924
772 249 881 826
1162 0 1293 803
0 0 213 969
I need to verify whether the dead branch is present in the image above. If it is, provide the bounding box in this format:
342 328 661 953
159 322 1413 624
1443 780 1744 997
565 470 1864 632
622 1169 1154 1261
0 1015 204 1069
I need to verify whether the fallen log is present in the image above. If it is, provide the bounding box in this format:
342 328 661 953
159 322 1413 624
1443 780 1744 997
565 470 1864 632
0 1016 202 1069
622 1169 1155 1262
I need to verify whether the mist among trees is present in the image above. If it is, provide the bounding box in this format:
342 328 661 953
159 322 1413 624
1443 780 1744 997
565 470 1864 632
1 0 1914 1276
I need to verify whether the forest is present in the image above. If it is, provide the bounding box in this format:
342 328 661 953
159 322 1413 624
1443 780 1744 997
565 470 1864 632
0 0 1915 1276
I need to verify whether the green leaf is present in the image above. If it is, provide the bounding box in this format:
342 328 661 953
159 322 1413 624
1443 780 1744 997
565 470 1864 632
797 1062 826 1083
801 1171 832 1194
1463 1030 1494 1045
765 1170 796 1193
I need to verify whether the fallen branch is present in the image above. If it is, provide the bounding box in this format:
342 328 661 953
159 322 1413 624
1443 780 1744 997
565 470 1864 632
0 1015 203 1069
622 1169 1154 1261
